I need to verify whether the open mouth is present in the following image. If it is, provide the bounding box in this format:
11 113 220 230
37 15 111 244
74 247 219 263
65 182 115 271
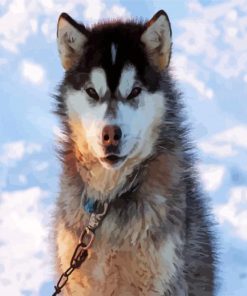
101 154 127 166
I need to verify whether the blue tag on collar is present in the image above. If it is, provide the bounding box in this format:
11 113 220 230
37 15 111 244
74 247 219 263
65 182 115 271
83 198 96 213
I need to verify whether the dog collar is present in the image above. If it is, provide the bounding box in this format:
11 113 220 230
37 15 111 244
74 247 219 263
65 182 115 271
83 198 97 213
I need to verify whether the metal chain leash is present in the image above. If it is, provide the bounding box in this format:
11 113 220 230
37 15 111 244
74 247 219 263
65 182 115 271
52 202 109 295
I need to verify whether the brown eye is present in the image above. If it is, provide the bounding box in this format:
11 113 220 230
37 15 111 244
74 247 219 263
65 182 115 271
127 87 142 100
86 87 99 101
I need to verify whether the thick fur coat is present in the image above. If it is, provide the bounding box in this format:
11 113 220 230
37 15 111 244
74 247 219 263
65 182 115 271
53 10 216 296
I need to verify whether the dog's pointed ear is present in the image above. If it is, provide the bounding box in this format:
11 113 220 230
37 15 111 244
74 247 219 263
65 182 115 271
57 13 88 70
141 10 172 71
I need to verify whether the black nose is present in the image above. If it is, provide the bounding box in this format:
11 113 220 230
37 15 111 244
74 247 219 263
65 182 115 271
102 125 122 147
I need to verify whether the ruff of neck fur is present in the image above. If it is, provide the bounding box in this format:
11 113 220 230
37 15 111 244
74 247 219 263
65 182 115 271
76 152 145 203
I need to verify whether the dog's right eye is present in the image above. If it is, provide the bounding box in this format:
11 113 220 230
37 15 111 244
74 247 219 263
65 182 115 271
127 87 142 100
86 88 99 101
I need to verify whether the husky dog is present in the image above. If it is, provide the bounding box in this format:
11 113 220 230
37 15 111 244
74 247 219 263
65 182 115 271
54 10 216 296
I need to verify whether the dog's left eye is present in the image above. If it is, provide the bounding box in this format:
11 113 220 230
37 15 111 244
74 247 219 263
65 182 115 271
127 87 142 100
86 87 99 101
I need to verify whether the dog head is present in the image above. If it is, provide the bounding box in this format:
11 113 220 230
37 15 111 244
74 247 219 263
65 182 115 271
57 11 172 170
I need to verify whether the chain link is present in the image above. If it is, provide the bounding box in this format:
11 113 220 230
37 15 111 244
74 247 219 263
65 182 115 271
52 202 109 295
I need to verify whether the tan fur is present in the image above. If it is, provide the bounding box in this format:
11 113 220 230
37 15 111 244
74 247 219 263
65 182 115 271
142 153 182 196
54 150 186 295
